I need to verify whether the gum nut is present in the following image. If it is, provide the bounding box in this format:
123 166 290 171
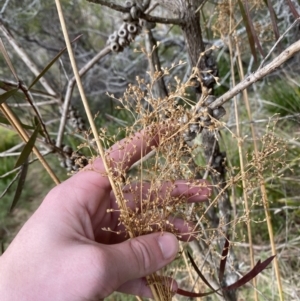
202 74 215 86
206 57 215 67
110 41 120 52
139 18 146 27
204 95 216 106
70 117 77 125
130 5 140 20
118 37 128 47
127 33 135 42
127 22 138 33
189 124 199 132
108 31 118 42
212 107 226 119
78 124 86 131
60 161 67 168
66 156 73 163
125 0 135 8
200 114 210 122
69 110 75 118
214 155 223 164
118 26 128 38
122 12 132 22
63 145 73 154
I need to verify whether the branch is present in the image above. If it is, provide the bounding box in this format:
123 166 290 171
56 46 111 147
210 39 300 110
86 0 183 25
86 0 125 12
0 22 57 97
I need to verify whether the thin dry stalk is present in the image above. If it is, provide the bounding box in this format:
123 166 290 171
0 103 60 185
211 39 300 110
54 1 166 300
235 39 284 301
0 23 57 96
233 36 257 301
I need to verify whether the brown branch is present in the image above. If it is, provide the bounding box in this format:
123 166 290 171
86 0 183 25
145 30 168 99
56 46 111 147
142 14 183 25
210 39 300 110
86 0 125 11
18 83 52 144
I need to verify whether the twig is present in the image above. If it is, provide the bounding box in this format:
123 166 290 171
226 113 300 128
8 99 58 107
86 0 183 25
259 18 300 69
234 36 257 301
0 170 21 200
19 82 52 144
211 39 300 110
0 152 51 179
0 152 21 157
55 2 165 300
0 142 24 154
56 46 111 147
0 103 60 185
0 22 57 96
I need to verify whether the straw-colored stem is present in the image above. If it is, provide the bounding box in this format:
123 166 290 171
235 37 284 301
0 103 60 185
233 37 257 301
54 1 164 300
54 0 123 209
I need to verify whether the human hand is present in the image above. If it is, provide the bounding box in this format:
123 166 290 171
0 128 210 301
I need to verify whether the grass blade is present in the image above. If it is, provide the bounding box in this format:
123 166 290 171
28 34 82 91
286 0 300 18
0 114 34 130
243 0 264 57
14 124 40 168
10 159 29 212
266 0 280 42
177 288 217 298
237 0 265 61
0 38 19 80
187 251 219 293
223 255 276 291
219 236 230 283
0 88 19 105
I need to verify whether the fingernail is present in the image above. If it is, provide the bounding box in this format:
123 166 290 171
157 233 178 260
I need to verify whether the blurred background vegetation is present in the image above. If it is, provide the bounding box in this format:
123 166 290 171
0 0 300 300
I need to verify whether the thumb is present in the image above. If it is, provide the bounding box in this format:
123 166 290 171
107 232 178 286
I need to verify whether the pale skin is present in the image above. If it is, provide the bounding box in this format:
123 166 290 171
0 128 209 300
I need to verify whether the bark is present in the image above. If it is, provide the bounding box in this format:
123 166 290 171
160 1 238 299
161 0 205 66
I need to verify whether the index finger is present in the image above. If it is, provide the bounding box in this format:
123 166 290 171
80 125 166 189
106 125 161 173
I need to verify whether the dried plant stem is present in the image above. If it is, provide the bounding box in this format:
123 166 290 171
56 46 111 147
235 39 284 301
211 39 300 110
54 1 163 300
233 37 257 301
0 103 60 185
54 0 119 201
0 22 57 96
